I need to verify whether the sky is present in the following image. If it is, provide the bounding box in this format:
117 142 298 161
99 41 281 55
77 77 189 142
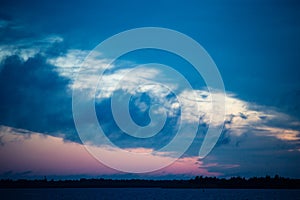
0 0 300 179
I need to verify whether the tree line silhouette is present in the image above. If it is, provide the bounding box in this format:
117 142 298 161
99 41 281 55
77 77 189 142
1 175 299 189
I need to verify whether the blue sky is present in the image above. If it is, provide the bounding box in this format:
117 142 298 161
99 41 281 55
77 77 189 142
0 0 300 179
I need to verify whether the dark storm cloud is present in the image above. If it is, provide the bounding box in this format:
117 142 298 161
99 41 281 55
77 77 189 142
95 92 180 150
0 15 79 141
0 54 79 142
202 130 300 178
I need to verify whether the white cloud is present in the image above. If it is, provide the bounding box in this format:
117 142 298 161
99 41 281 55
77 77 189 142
67 53 300 142
38 46 300 144
48 49 118 95
47 49 89 79
0 35 64 64
0 45 39 63
255 126 300 141
172 88 300 142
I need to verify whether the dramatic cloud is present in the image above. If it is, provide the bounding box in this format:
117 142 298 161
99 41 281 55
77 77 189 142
44 44 300 141
1 7 300 178
0 36 78 142
202 128 300 178
1 33 299 151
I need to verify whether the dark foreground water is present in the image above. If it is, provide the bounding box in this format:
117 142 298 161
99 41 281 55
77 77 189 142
1 188 300 200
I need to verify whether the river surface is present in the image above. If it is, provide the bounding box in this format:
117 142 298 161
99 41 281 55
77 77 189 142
1 188 300 200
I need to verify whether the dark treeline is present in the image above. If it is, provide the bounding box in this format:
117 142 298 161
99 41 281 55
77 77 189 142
1 175 300 189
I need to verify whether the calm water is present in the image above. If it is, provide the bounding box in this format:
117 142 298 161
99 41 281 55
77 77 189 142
1 188 300 200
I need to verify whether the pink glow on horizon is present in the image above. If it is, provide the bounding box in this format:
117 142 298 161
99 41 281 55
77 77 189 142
152 157 221 177
0 126 117 176
0 126 220 177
